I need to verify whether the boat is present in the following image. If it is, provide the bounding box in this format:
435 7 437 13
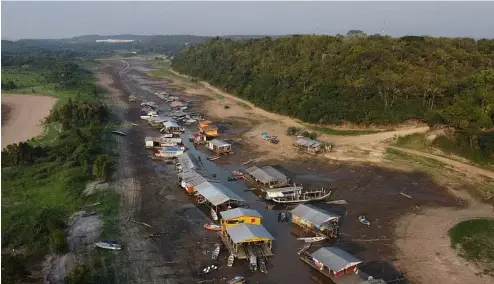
227 254 235 267
272 189 332 204
259 257 268 273
212 243 221 260
358 215 371 226
326 199 348 205
232 170 244 177
228 176 237 181
211 209 218 221
297 236 326 243
95 241 122 250
297 243 311 255
207 156 220 161
204 223 221 231
111 131 126 136
197 197 206 204
227 276 246 284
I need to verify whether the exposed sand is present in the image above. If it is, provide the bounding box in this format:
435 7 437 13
394 189 494 284
1 94 56 149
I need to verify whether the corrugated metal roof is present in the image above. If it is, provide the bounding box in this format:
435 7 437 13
177 153 197 171
163 121 180 128
220 208 263 220
178 170 207 187
209 139 230 148
290 204 339 226
194 181 244 206
226 223 274 243
310 247 362 272
245 166 288 184
294 137 322 148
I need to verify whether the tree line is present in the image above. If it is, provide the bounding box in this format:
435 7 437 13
171 33 494 159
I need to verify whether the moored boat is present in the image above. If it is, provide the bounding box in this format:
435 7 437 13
95 241 122 250
227 254 235 267
227 276 246 284
297 242 311 255
272 189 332 204
204 223 221 231
212 243 221 260
297 236 326 243
358 215 370 226
259 257 268 273
211 208 218 221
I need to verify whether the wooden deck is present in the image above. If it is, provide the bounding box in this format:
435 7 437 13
219 233 274 260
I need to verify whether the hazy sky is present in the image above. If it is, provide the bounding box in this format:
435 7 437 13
2 1 494 40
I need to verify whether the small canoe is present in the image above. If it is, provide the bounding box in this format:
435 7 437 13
204 223 221 231
227 276 246 284
297 243 311 255
95 241 122 250
297 236 326 243
259 257 268 273
212 244 221 260
227 254 235 267
358 216 370 226
211 209 218 221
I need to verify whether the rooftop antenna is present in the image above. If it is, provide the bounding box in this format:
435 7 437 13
381 20 386 36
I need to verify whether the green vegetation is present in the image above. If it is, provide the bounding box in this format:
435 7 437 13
449 219 494 275
309 126 381 136
395 132 494 169
1 50 118 283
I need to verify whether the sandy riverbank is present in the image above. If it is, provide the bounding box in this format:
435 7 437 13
1 94 57 149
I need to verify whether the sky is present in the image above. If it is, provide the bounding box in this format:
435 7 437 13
2 1 494 40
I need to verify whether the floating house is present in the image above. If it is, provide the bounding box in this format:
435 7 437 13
220 208 263 229
221 223 275 260
300 247 363 282
154 146 184 158
162 121 183 134
177 170 208 195
170 101 184 108
244 166 290 189
145 136 182 148
206 139 233 155
291 204 340 238
193 132 207 144
293 137 326 154
194 181 245 211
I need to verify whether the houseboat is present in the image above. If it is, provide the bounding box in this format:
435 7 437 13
193 132 207 144
162 121 184 134
140 108 159 120
199 120 219 138
145 136 183 148
291 204 340 239
154 146 184 158
206 139 234 155
243 166 290 190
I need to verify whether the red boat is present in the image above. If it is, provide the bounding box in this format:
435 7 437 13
203 223 221 231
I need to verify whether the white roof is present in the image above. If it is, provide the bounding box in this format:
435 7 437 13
209 139 231 148
177 153 198 171
245 166 288 184
178 170 207 187
225 223 274 243
194 181 244 206
311 247 362 272
294 137 322 148
291 204 339 226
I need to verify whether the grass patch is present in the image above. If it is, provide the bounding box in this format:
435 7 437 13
394 133 429 150
30 123 61 147
449 218 494 275
236 101 252 109
309 125 381 136
215 94 225 100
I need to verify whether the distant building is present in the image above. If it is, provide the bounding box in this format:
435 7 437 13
95 39 134 43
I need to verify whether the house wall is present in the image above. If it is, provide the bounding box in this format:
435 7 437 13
221 216 262 231
292 215 318 231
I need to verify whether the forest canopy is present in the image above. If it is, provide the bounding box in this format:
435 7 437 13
171 35 494 127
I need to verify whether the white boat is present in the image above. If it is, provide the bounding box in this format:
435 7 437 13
204 223 221 231
358 215 371 226
95 241 122 250
212 244 221 260
227 254 235 267
259 257 267 273
272 189 332 204
211 208 218 221
297 236 326 243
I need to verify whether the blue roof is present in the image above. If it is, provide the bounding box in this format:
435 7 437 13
162 147 182 152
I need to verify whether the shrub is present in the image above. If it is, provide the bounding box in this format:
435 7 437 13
286 126 301 136
50 228 68 253
66 264 90 284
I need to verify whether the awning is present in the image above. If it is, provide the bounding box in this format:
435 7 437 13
310 247 362 272
291 204 339 226
194 181 244 206
226 223 274 243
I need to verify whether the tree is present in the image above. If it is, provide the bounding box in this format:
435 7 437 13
65 264 89 284
1 254 30 284
93 155 110 181
346 30 367 38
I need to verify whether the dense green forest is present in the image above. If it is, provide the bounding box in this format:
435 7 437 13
2 50 116 283
172 34 494 160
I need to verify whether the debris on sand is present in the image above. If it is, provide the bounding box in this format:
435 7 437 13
400 192 412 199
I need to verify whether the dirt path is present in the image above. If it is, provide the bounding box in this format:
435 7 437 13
395 189 494 284
389 146 494 180
1 94 57 149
